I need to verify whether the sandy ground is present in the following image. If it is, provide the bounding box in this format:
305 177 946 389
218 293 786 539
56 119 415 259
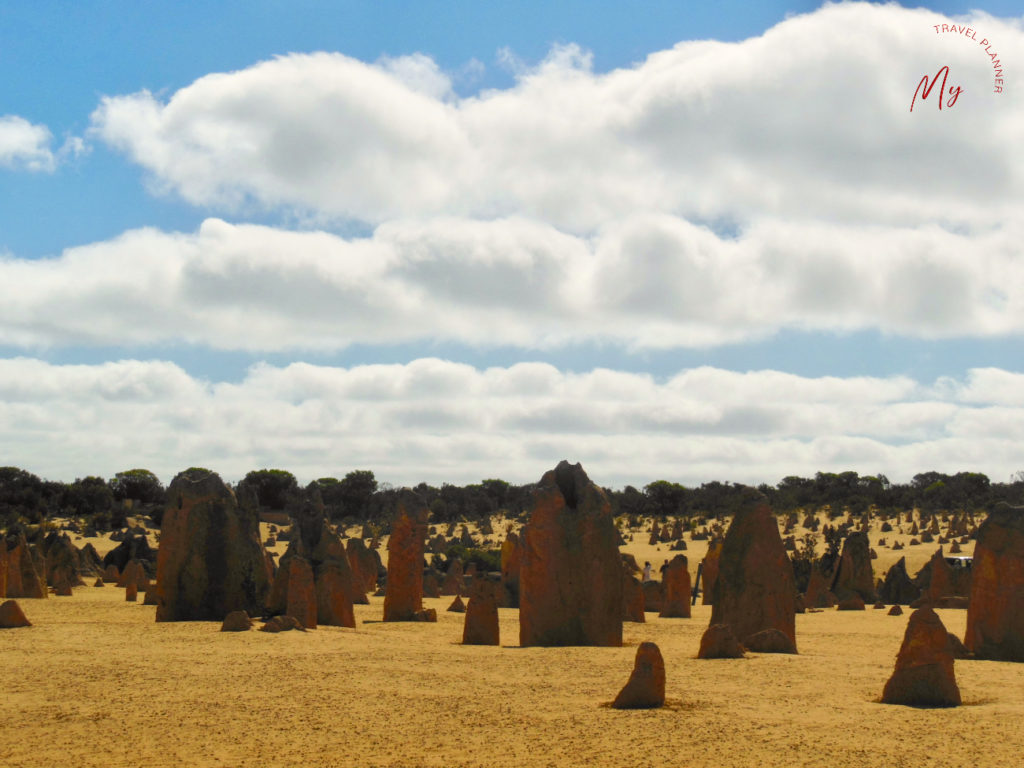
2 582 1019 768
15 510 991 767
73 508 974 584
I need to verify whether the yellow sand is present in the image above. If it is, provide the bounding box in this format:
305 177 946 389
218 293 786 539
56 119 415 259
2 588 1017 767
10 511 991 767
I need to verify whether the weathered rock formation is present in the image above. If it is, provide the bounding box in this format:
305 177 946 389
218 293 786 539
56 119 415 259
260 615 306 633
383 489 429 622
447 595 466 613
4 531 46 599
642 580 663 614
103 535 156 581
155 469 271 622
697 623 745 659
345 537 379 598
0 599 31 628
622 572 645 623
659 555 691 619
878 557 920 605
829 531 877 603
280 556 316 629
221 610 253 631
881 607 961 707
519 461 622 647
441 558 465 596
744 628 796 654
965 503 1024 661
709 499 796 652
118 559 149 590
463 574 500 646
611 642 665 709
41 532 85 589
268 486 356 629
700 540 722 605
837 595 866 611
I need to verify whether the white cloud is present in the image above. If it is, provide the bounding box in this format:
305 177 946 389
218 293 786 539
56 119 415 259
89 4 1024 231
1 215 1022 350
0 115 58 172
0 356 1020 487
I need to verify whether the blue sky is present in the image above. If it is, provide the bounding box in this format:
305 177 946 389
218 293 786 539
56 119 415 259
1 1 1022 487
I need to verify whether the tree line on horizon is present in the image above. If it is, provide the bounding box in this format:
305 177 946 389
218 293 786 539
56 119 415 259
1 464 1022 534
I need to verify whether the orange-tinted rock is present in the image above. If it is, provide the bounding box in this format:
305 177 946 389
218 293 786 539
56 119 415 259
423 569 441 599
260 615 306 633
0 599 31 628
709 499 796 652
156 469 271 622
611 642 665 709
463 575 500 646
4 532 47 599
965 504 1024 661
447 595 466 613
622 573 645 623
143 589 158 605
947 632 970 659
697 623 745 659
346 536 379 597
93 578 104 587
881 607 961 707
54 582 73 597
879 557 920 605
315 560 355 628
889 604 904 616
118 559 148 590
519 461 622 647
284 557 317 629
103 535 156 583
658 555 691 619
126 582 138 602
383 490 429 622
441 558 464 596
837 595 865 611
744 628 796 654
103 564 120 584
42 532 85 590
642 580 663 614
926 547 955 602
700 540 722 605
413 608 437 622
830 531 877 603
267 488 357 628
803 564 830 609
221 610 253 632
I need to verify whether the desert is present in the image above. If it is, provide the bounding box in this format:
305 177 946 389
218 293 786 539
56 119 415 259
3 462 1023 768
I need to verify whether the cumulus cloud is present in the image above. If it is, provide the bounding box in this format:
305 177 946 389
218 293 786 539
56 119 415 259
89 4 1023 230
0 357 1020 487
1 215 1022 350
0 115 58 172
